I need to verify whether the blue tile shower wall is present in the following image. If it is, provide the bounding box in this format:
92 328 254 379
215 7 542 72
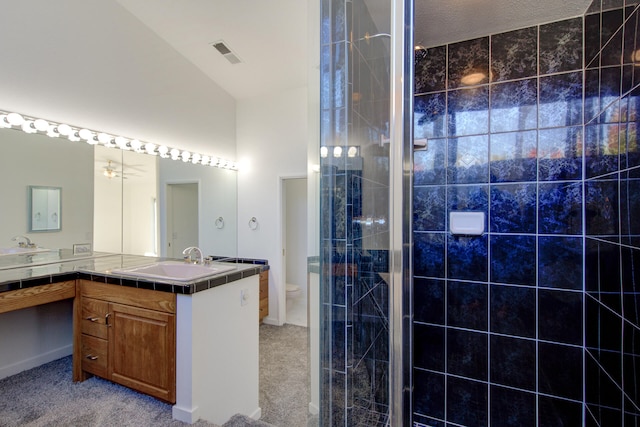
584 1 640 426
413 1 640 426
320 0 391 425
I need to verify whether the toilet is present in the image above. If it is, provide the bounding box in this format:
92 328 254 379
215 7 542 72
286 283 301 298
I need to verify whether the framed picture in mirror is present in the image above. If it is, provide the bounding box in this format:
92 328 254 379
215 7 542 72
29 186 61 232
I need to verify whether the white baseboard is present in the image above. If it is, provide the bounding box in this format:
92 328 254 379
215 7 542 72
172 404 200 424
0 344 72 380
262 316 281 326
309 402 319 415
249 407 262 420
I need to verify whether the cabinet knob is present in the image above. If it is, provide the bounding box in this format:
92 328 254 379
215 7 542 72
85 355 99 361
86 317 99 322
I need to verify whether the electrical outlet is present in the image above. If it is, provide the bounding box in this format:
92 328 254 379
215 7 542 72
240 288 249 306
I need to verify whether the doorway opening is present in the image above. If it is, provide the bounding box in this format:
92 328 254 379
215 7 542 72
258 176 310 427
281 177 308 326
165 182 198 258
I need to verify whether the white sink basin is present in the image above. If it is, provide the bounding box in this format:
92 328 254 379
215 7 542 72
111 261 236 282
0 247 51 256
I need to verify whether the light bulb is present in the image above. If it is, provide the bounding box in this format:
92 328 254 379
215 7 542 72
33 119 49 132
181 151 191 162
98 133 112 144
7 113 24 126
115 136 129 149
320 146 328 158
78 128 93 141
157 145 169 157
103 169 117 179
347 146 358 157
201 155 210 165
46 124 60 138
57 124 72 136
21 121 37 134
145 143 157 155
333 146 343 157
211 158 221 167
68 133 80 142
191 153 201 164
0 115 10 128
170 148 180 160
130 139 142 151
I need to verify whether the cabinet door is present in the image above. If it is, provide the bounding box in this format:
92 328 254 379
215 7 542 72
108 302 176 403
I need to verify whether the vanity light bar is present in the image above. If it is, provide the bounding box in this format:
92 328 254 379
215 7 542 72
0 110 239 170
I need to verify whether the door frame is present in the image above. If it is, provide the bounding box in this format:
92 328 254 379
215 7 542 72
163 180 200 258
278 174 307 326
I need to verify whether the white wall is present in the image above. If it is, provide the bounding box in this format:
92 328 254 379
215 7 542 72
237 86 308 325
122 150 159 256
307 0 321 259
0 300 73 379
0 0 237 160
93 146 124 253
174 276 259 424
159 158 237 259
0 130 94 250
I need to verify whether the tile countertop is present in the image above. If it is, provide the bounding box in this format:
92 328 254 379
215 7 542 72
0 253 266 295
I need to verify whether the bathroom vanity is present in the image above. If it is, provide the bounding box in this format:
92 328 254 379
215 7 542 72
75 279 177 402
0 252 263 425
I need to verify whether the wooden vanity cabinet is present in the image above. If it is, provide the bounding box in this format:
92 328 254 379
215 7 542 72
259 270 268 323
74 280 176 403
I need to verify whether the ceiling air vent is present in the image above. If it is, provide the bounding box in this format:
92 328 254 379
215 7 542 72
211 40 242 65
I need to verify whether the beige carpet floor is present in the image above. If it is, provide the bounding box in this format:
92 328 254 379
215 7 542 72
259 323 311 427
0 324 312 427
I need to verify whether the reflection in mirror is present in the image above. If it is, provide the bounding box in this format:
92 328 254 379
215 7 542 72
159 158 237 258
93 145 121 253
0 129 93 250
93 145 159 256
0 125 238 261
29 186 61 232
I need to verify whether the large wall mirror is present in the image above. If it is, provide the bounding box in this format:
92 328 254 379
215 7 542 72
0 126 238 261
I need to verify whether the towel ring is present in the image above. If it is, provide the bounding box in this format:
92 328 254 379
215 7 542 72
248 217 258 230
215 217 224 229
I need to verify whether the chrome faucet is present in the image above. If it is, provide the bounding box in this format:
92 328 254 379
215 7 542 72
182 246 204 264
12 235 34 248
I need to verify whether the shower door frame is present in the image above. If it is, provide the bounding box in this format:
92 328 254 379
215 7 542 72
389 0 414 425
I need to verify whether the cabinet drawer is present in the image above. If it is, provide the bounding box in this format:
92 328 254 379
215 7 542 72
81 298 109 339
79 280 176 314
81 334 108 377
